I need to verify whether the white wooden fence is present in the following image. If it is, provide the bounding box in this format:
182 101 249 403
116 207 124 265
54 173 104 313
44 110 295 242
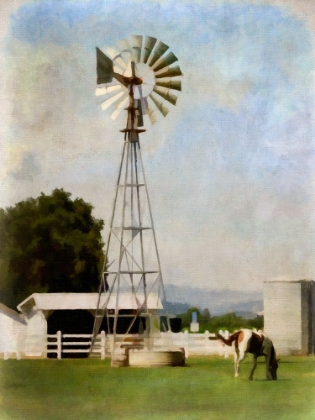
47 331 107 360
0 331 233 360
1 330 233 360
157 330 234 358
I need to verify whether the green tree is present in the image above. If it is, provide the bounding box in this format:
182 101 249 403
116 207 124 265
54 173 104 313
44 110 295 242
179 308 263 333
0 189 104 308
202 308 211 320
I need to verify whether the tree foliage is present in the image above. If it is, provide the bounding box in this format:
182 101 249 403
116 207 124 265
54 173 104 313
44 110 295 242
0 189 104 308
179 307 263 333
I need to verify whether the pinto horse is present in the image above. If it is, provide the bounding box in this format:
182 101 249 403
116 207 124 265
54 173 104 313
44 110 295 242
216 329 279 380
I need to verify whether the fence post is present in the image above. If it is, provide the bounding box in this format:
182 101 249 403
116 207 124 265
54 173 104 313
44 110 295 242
57 331 62 360
100 330 106 360
205 331 210 355
184 330 189 358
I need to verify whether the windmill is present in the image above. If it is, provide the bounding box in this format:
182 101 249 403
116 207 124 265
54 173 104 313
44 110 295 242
90 35 183 367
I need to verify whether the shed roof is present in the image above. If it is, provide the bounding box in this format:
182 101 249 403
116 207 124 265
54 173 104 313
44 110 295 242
264 279 314 283
0 303 27 325
17 293 163 314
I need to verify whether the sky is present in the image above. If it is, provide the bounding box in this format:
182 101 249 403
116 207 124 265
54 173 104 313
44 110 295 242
1 0 315 294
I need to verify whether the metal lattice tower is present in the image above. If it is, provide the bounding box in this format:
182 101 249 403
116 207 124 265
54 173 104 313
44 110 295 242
90 35 182 365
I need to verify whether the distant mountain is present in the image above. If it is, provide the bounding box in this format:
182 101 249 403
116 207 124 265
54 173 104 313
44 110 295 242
163 284 263 316
162 300 191 315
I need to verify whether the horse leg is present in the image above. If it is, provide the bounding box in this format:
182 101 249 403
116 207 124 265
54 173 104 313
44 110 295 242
234 348 240 377
234 349 246 377
265 354 273 380
249 355 257 381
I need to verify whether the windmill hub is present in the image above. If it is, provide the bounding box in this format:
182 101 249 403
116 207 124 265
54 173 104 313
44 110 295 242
124 63 155 99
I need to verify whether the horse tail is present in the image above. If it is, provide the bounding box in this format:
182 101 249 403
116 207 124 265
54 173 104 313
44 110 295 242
216 331 240 346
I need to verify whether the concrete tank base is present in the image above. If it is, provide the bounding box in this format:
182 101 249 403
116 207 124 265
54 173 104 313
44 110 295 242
128 349 185 367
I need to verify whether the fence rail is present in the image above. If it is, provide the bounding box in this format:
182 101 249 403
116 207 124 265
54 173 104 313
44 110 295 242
46 331 107 360
1 330 234 360
156 330 233 358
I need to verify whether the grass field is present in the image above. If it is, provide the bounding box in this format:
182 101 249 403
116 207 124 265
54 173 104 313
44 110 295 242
0 355 314 420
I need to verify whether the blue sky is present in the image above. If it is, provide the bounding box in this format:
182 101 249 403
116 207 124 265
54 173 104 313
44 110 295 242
1 0 315 294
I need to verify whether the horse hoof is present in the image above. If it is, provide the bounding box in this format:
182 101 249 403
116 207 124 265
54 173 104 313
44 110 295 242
249 377 253 381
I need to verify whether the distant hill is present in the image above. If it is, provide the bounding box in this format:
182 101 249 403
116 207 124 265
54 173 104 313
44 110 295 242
163 284 263 316
162 300 191 315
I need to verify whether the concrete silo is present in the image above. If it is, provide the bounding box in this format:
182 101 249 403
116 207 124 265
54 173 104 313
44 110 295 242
264 279 315 355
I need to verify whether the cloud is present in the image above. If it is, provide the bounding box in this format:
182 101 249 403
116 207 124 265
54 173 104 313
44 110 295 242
4 40 122 166
10 150 40 181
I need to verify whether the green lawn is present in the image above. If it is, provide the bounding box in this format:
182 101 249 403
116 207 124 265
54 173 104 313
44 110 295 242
0 355 314 420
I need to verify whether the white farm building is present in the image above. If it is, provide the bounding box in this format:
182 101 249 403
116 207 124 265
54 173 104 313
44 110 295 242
0 304 26 359
0 293 163 358
264 279 315 355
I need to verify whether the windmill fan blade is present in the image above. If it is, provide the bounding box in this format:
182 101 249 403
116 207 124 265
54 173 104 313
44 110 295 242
153 86 178 106
104 47 127 72
155 79 182 91
149 93 170 117
118 38 138 64
147 107 157 124
103 46 120 59
96 48 114 84
95 84 122 96
143 36 157 63
155 65 183 79
101 91 125 110
131 35 143 63
144 102 157 124
149 41 169 67
118 38 131 52
110 96 129 120
153 52 178 72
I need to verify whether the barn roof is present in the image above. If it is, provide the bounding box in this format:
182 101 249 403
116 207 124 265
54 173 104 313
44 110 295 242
0 303 27 325
17 293 163 314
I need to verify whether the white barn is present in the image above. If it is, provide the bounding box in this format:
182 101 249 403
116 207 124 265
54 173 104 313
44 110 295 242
16 292 163 358
0 304 27 359
264 279 315 355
